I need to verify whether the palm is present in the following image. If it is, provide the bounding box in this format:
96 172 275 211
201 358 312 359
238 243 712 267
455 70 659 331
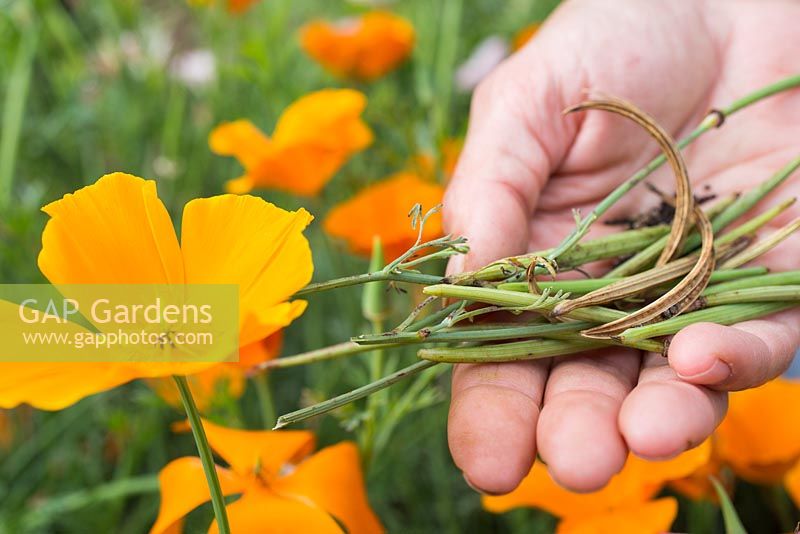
444 0 800 494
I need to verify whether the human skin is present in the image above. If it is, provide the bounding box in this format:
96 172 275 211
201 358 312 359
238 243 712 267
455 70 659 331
443 0 800 495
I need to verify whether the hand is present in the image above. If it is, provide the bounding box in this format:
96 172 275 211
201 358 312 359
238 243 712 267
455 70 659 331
443 0 800 494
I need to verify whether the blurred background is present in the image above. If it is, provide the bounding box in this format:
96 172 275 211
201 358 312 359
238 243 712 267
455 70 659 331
1 1 799 533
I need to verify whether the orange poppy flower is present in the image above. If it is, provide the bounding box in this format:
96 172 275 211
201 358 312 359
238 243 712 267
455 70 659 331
323 172 445 261
0 173 312 410
189 0 259 14
300 12 414 81
512 23 540 51
148 333 283 412
413 138 463 182
556 498 677 534
483 442 710 533
150 419 383 534
714 378 800 484
210 89 372 196
783 459 800 508
668 440 727 502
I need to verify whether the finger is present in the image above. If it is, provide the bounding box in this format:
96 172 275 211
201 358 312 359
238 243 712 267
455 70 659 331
536 347 640 492
620 353 727 460
449 359 549 494
667 309 800 391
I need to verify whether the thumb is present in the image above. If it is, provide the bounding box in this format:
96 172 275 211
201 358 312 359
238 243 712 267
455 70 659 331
443 50 580 275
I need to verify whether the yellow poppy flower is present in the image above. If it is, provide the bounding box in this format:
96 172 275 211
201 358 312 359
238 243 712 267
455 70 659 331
323 172 444 261
210 89 372 196
150 419 383 534
715 378 800 484
300 12 415 81
0 172 312 410
512 23 540 51
483 442 709 532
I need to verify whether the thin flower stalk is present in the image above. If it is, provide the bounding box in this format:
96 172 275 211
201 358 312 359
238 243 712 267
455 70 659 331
703 270 800 296
715 198 796 246
296 270 444 296
173 376 231 534
274 360 440 429
417 336 663 364
702 286 800 307
254 341 405 371
423 284 627 323
720 216 800 269
712 155 800 233
553 228 734 318
618 303 794 343
498 267 767 295
353 321 592 346
607 194 795 277
468 225 670 283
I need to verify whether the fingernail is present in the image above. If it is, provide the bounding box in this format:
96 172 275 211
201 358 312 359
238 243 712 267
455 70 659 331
462 473 501 496
677 358 732 384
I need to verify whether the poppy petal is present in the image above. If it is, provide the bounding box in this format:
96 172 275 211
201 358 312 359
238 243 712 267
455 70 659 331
483 441 709 517
38 173 184 285
274 442 383 534
0 362 134 410
556 497 678 534
180 195 313 346
323 172 444 260
271 89 372 151
150 456 245 534
715 379 800 483
199 418 315 477
209 120 273 171
300 13 414 80
208 488 343 534
237 331 283 369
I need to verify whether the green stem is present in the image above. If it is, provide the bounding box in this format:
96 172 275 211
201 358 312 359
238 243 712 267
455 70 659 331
173 376 230 534
274 360 439 429
704 270 800 296
713 156 800 232
605 194 736 277
472 225 669 282
296 270 443 296
423 283 626 323
498 267 767 295
253 373 276 428
607 192 795 278
418 336 662 363
354 321 590 345
618 302 794 342
256 341 404 370
547 74 800 263
703 286 800 306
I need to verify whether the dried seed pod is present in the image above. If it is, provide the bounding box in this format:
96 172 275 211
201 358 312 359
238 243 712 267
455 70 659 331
581 206 716 339
564 97 692 266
